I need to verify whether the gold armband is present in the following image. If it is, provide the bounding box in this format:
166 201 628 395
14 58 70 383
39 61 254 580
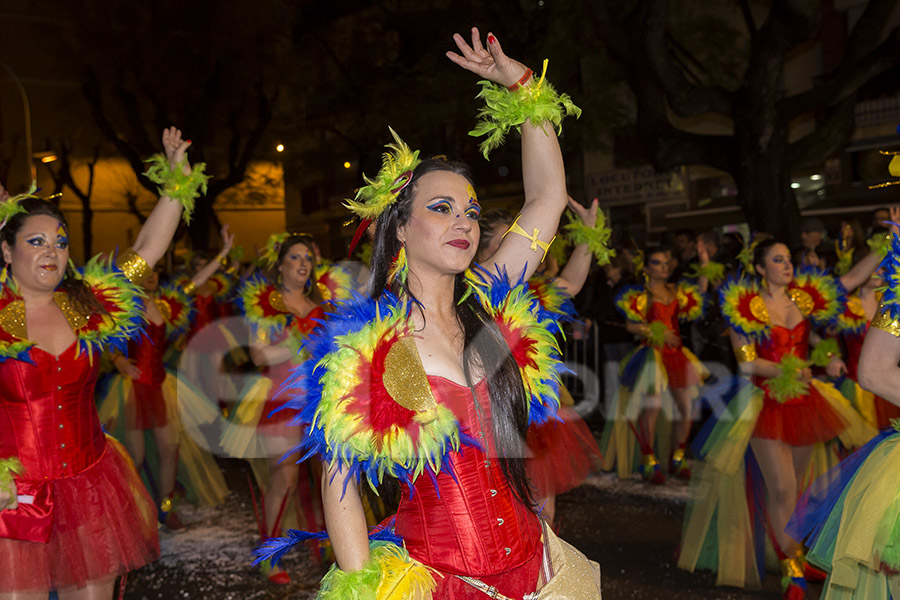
116 248 152 285
182 281 197 296
735 343 758 363
872 306 900 338
501 214 556 263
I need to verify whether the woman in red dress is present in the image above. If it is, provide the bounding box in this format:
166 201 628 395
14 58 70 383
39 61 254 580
0 126 198 598
225 233 325 584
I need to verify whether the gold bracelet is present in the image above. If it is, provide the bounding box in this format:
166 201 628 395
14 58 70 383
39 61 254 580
872 305 900 338
182 280 197 296
116 248 152 285
735 343 758 363
501 214 556 263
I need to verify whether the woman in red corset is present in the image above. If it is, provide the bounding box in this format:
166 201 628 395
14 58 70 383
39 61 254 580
226 233 325 584
679 232 893 599
0 127 198 598
260 28 600 599
112 224 234 529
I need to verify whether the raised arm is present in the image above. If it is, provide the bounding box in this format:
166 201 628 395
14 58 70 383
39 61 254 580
131 127 194 268
554 197 597 296
190 224 236 289
446 28 569 281
839 206 899 291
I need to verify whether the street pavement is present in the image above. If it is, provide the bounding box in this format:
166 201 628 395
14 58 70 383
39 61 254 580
123 459 822 599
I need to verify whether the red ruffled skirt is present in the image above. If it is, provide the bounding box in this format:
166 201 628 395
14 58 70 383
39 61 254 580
753 386 849 446
133 380 167 429
660 346 701 389
527 407 601 497
0 438 160 592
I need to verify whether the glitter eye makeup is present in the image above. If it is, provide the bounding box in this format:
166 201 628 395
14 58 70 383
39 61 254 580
426 199 453 213
466 184 478 205
56 223 69 248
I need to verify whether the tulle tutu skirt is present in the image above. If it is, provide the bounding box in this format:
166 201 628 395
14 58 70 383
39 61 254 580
527 406 601 497
787 429 900 600
620 344 708 394
753 383 851 447
0 437 159 592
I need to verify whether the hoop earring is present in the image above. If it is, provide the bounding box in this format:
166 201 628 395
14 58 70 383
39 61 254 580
389 243 408 287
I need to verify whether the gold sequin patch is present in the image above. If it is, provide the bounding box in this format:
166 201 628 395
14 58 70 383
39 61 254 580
749 295 770 323
383 336 437 415
268 290 287 312
635 293 648 318
735 343 758 363
116 248 152 285
872 306 900 338
846 295 865 318
0 300 27 339
155 297 172 323
255 329 270 345
789 288 814 316
54 292 89 331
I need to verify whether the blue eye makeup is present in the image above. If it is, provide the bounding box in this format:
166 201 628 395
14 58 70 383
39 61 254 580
426 200 452 213
465 205 481 221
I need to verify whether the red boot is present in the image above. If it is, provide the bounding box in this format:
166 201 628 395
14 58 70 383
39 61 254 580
640 453 666 485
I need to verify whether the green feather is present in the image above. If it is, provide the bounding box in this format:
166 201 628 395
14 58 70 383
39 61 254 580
686 261 726 284
563 209 615 266
469 62 581 159
809 338 840 368
0 457 23 501
868 232 892 258
143 153 210 225
765 354 810 403
647 320 668 348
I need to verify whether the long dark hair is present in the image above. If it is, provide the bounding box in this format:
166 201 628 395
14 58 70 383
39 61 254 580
267 234 324 304
753 238 786 277
368 158 535 508
1 198 105 314
476 208 513 258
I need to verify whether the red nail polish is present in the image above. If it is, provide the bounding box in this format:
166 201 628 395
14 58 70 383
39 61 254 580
488 35 496 44
186 139 192 144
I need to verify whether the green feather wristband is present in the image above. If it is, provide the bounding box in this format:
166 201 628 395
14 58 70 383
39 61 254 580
143 153 210 225
809 338 840 368
685 261 725 284
563 210 615 266
469 60 582 159
765 353 809 403
868 232 892 258
647 320 668 348
0 457 23 501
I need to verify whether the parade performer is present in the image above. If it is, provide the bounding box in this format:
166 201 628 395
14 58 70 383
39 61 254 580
0 126 201 597
221 232 326 584
786 223 900 600
100 224 235 530
254 28 601 599
678 233 889 599
476 197 607 525
833 232 900 430
601 247 709 484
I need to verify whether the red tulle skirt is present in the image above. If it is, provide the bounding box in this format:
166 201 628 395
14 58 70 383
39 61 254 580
875 396 900 430
660 346 700 389
0 439 159 592
527 408 601 497
426 543 542 599
753 386 849 446
133 380 167 429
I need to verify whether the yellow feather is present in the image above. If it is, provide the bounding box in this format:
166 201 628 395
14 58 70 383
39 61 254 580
375 545 437 600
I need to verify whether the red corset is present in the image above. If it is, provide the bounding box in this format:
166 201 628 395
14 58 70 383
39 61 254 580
649 300 681 344
752 321 809 388
394 376 541 577
129 320 167 386
0 343 105 542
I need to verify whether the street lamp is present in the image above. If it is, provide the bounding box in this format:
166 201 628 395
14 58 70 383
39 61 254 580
0 61 35 183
